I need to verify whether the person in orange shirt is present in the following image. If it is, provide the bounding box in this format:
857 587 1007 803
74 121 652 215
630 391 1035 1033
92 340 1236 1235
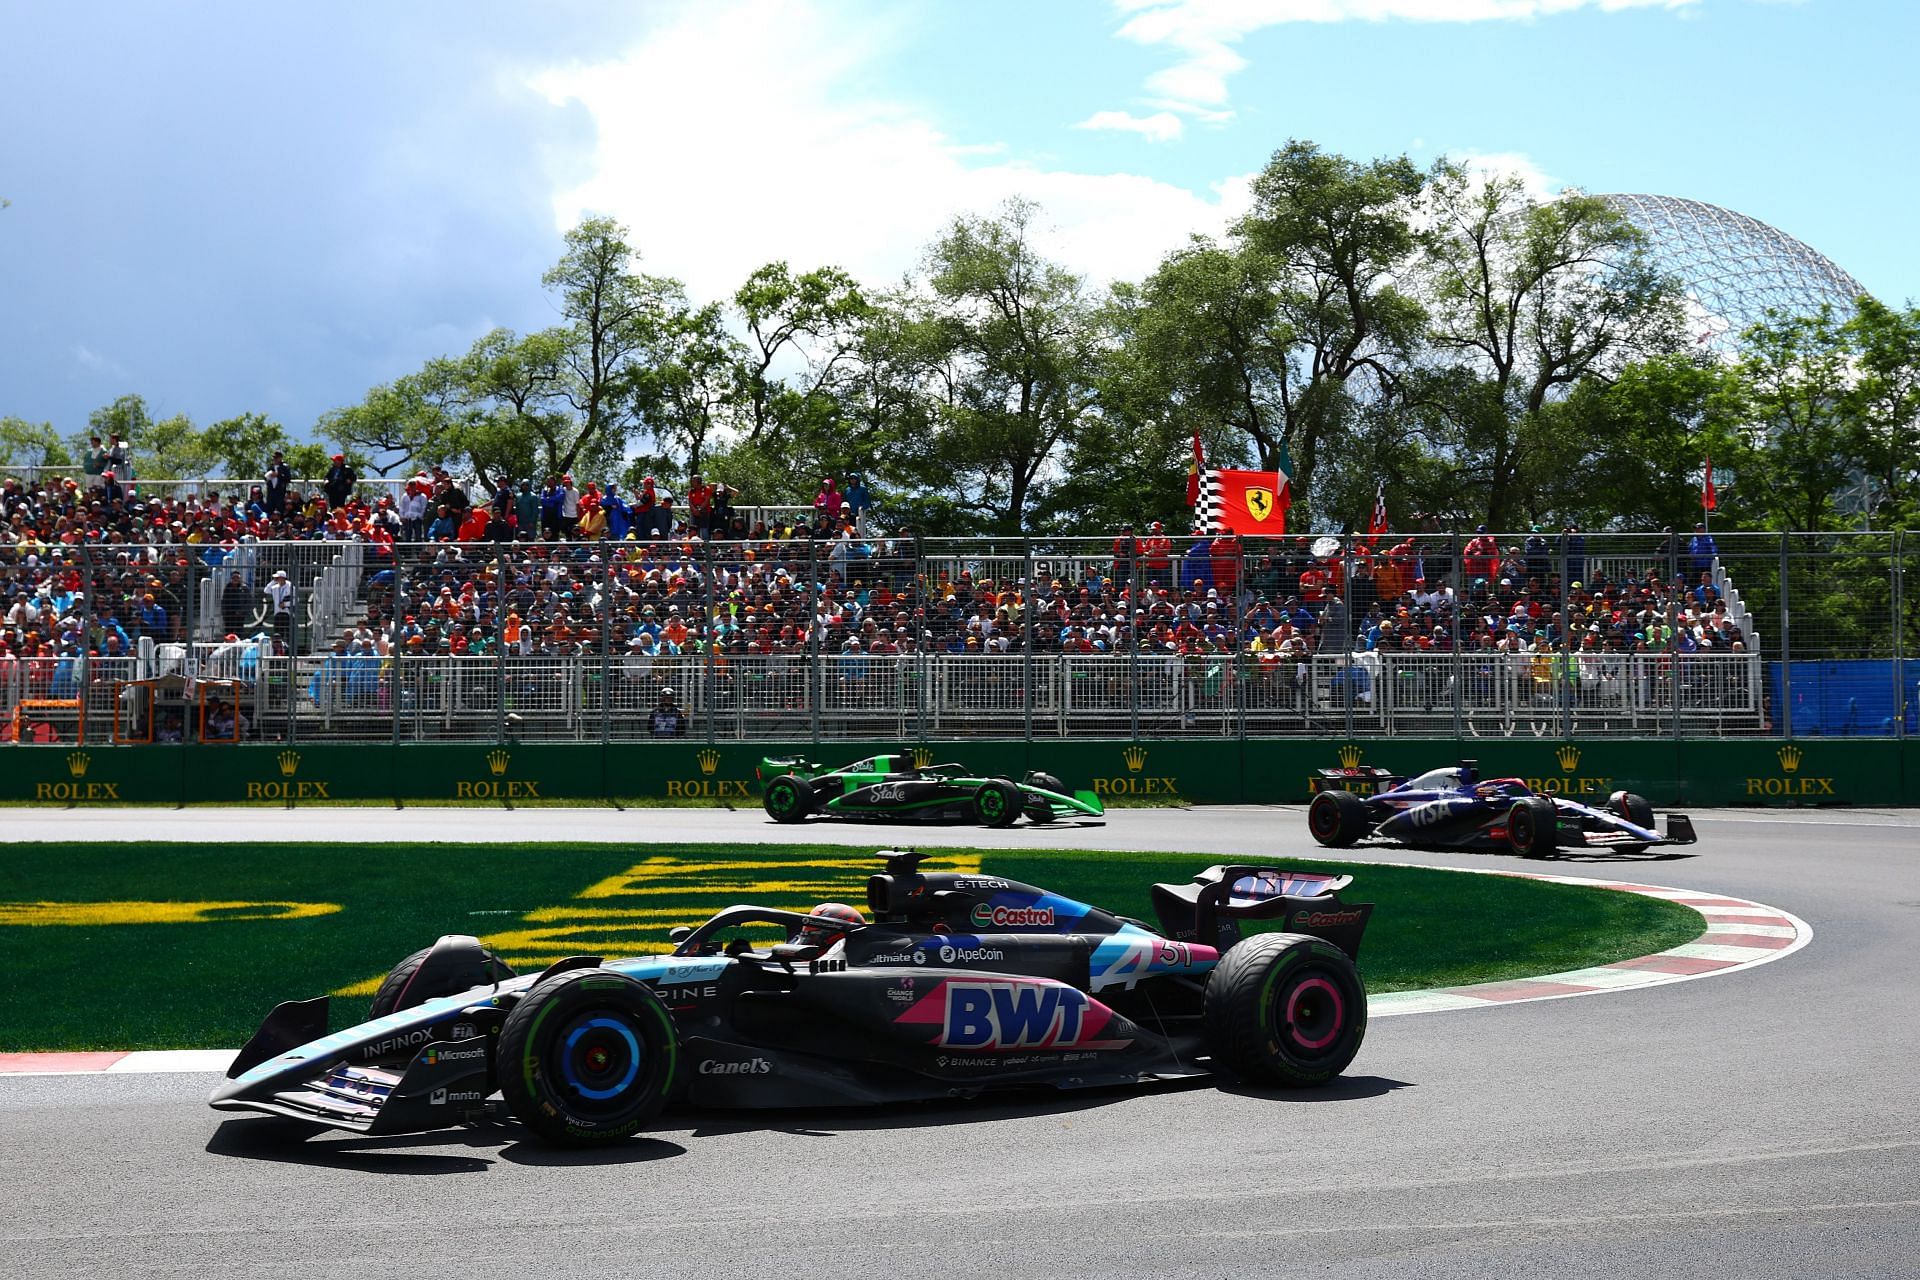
1141 521 1172 588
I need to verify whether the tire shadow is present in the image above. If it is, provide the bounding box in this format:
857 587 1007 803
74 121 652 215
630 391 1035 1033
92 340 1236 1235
204 1115 684 1174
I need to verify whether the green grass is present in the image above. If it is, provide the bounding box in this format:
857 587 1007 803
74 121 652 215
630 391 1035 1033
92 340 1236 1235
0 842 1702 1051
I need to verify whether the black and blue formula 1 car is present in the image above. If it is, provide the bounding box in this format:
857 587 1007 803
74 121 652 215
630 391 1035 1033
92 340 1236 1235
209 852 1372 1147
757 751 1104 827
1306 760 1697 857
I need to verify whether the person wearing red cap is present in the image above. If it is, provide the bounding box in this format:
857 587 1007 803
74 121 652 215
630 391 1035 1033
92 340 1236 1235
323 452 356 509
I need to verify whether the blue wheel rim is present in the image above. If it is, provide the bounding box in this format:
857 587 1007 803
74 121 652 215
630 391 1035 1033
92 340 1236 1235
561 1015 643 1101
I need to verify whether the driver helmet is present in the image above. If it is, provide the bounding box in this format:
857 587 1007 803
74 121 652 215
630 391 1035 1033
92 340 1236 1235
794 901 865 949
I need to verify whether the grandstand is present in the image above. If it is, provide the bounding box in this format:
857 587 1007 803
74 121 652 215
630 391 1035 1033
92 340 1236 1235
10 466 1894 744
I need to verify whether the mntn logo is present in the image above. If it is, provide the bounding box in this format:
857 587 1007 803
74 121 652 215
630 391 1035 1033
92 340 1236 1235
940 980 1086 1050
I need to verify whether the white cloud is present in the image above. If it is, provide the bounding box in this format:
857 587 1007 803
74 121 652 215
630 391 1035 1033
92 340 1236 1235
529 0 1254 302
1458 150 1560 200
1109 0 1698 123
1075 109 1187 142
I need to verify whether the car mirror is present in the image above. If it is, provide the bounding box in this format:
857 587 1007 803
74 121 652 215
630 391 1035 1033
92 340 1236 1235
669 927 692 944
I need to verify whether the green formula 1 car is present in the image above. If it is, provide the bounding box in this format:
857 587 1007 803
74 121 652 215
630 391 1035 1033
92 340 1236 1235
756 751 1105 827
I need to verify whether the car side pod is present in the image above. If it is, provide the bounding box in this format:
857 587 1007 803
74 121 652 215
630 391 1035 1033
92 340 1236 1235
225 996 330 1080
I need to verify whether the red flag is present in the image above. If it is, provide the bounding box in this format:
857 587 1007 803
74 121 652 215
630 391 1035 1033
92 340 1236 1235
1210 469 1287 535
1185 431 1205 507
1702 455 1717 512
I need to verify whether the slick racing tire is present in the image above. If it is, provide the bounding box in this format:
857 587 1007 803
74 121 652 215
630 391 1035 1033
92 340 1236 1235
762 774 813 824
1609 790 1656 831
973 779 1022 828
498 968 679 1146
1307 790 1371 848
1204 933 1367 1087
1506 797 1559 858
1028 772 1067 795
369 941 517 1019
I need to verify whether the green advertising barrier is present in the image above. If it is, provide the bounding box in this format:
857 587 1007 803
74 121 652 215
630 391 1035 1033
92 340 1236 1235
0 737 1910 806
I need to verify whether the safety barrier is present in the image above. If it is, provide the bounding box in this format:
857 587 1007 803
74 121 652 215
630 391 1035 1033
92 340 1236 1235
3 737 1913 807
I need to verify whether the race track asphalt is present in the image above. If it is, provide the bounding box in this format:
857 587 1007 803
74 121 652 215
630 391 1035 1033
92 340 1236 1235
2 806 1916 1279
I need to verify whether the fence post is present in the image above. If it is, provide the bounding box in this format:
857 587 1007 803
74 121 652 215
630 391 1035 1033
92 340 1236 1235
1022 543 1034 744
1128 547 1140 743
391 547 405 747
1448 533 1464 740
493 546 508 745
1342 540 1355 741
1557 532 1571 741
808 539 821 746
78 545 96 744
703 540 716 746
1893 530 1905 741
1779 532 1793 739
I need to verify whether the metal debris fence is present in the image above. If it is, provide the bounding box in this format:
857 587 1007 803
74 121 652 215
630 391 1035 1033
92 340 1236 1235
1 531 1911 746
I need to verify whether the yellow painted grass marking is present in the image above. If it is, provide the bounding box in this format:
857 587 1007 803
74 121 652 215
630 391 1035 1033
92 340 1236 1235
0 901 341 927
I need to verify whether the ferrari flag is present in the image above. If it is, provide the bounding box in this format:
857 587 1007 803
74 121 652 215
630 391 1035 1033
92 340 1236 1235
1201 468 1289 535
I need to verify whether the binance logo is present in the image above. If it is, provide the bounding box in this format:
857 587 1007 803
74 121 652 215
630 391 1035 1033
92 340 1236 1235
1122 745 1148 773
1337 744 1363 769
67 752 91 778
1556 745 1581 772
696 749 721 775
1777 745 1802 773
278 751 301 778
486 750 511 777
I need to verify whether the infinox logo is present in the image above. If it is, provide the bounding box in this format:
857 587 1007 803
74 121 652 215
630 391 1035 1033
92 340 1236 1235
1747 744 1834 797
1095 744 1178 797
970 903 1055 929
457 749 541 799
34 751 121 801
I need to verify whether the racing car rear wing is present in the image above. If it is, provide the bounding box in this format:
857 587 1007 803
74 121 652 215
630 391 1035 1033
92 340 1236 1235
1150 865 1373 960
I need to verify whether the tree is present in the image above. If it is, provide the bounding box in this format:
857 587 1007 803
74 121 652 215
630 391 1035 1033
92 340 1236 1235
0 417 72 470
908 199 1105 534
630 297 746 479
1730 305 1860 532
541 217 676 478
733 262 869 442
200 412 293 480
1843 297 1920 528
1417 166 1683 527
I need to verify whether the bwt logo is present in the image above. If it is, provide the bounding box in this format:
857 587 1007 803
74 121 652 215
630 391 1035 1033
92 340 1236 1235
939 981 1088 1050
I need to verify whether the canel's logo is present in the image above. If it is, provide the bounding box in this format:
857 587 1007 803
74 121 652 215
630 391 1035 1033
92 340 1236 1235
696 748 721 775
1556 745 1581 772
278 751 301 778
1337 744 1363 769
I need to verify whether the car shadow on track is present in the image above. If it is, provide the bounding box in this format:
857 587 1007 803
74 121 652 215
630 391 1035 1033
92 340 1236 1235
204 1115 685 1175
682 1072 1410 1139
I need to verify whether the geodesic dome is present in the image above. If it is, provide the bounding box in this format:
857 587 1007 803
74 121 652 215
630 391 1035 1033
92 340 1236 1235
1598 194 1868 346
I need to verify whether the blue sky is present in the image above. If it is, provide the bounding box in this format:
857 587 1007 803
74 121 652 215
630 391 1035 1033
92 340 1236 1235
2 0 1912 445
